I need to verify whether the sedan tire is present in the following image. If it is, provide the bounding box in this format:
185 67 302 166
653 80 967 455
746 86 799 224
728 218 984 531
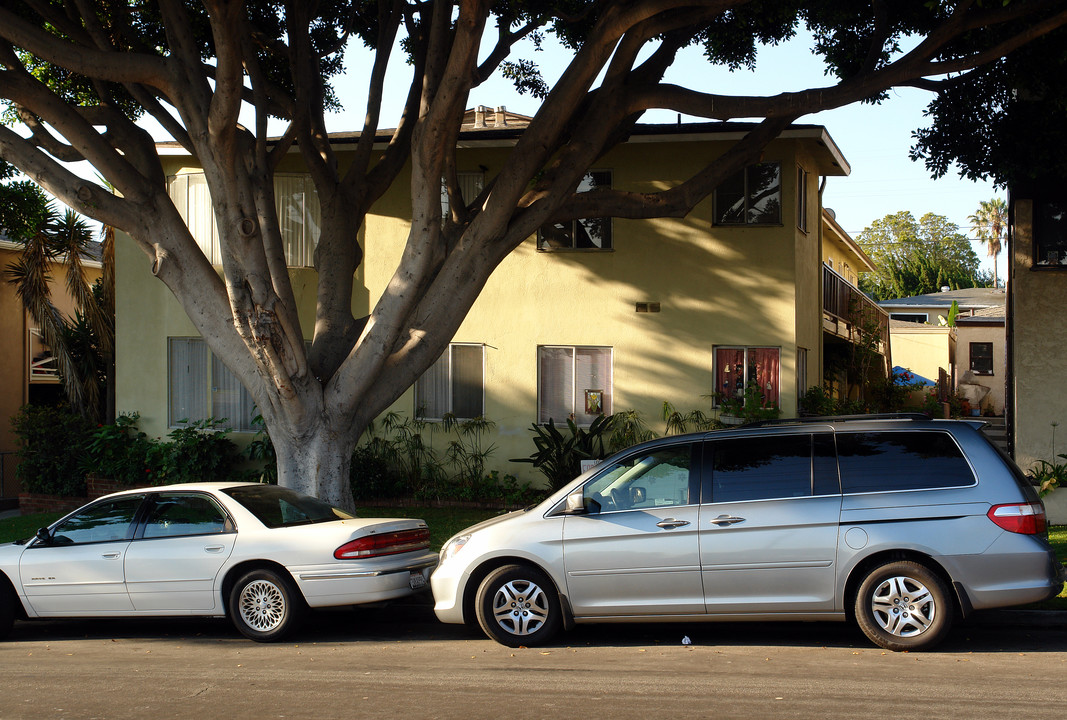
475 564 562 647
228 568 304 642
0 582 14 640
854 560 954 652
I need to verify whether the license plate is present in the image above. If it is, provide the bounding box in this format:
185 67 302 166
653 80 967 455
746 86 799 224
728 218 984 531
409 571 427 589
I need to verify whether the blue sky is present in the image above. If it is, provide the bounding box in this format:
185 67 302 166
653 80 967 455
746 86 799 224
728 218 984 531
324 28 1004 279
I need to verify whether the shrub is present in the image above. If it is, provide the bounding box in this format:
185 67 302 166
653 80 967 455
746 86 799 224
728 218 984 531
11 404 93 496
1029 455 1067 497
511 415 615 491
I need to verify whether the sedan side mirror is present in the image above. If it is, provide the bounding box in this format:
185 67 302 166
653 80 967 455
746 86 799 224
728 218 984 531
35 527 52 545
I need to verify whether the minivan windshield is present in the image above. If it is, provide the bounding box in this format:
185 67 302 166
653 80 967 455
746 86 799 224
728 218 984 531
223 485 354 528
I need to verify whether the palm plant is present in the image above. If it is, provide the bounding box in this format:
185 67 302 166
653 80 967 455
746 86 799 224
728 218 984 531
4 205 115 422
969 198 1008 289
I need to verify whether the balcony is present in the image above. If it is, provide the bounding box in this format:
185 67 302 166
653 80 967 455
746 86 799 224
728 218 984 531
822 264 889 356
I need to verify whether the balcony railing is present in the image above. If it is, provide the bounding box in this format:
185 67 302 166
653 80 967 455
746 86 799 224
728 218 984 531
822 264 889 354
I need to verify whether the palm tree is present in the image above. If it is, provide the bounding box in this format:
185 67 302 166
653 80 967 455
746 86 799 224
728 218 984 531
4 205 115 422
969 198 1008 289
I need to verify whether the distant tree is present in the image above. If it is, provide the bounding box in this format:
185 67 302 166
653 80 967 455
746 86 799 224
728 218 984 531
968 198 1008 289
858 211 985 300
0 159 50 241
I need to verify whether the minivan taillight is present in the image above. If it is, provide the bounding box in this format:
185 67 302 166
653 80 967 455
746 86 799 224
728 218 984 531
334 528 431 559
987 503 1047 535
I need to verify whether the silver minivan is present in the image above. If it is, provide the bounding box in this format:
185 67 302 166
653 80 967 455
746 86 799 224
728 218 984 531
431 416 1064 651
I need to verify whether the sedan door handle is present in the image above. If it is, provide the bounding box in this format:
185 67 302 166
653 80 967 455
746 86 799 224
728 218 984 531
656 518 691 529
710 515 746 526
101 552 121 559
204 545 225 553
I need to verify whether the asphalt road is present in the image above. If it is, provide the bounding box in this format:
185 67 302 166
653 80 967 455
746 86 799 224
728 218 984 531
2 598 1065 720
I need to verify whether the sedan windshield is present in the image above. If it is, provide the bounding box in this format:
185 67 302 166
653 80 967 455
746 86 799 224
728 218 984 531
223 485 354 528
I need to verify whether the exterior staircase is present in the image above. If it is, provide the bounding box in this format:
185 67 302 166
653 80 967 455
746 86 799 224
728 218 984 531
979 416 1010 455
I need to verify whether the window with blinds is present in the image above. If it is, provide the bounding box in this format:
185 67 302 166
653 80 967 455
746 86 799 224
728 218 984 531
440 172 485 222
168 337 256 431
537 346 612 426
167 173 320 267
414 343 485 420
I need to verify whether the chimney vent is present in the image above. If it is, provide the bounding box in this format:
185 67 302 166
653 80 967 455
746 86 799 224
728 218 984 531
474 106 487 128
495 106 507 127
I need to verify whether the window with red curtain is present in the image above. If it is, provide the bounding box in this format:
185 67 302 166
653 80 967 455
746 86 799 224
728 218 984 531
713 347 781 408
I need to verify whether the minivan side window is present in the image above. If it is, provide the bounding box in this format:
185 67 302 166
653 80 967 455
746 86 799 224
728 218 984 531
583 443 695 512
836 431 975 493
708 434 832 503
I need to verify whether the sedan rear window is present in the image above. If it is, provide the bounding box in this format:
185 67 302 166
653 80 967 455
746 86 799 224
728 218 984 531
223 485 354 528
837 431 975 493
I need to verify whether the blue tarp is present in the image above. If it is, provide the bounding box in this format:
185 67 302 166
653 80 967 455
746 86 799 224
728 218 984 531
892 366 936 387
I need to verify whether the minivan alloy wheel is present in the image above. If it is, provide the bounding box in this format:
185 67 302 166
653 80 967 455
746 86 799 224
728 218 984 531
869 575 935 637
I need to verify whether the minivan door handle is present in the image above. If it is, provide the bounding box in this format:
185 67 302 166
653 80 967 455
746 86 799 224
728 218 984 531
710 515 745 526
656 518 691 529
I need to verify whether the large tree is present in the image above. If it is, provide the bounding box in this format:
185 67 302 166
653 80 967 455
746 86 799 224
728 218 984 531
969 197 1007 289
857 211 986 300
1 2 1065 507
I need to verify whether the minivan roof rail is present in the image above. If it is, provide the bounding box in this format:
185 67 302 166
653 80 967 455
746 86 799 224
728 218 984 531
740 413 933 428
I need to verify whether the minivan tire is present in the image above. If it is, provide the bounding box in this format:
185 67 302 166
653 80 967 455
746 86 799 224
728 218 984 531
854 560 954 651
475 564 562 647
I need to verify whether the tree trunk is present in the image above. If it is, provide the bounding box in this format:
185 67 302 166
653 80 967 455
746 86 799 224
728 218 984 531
272 422 358 511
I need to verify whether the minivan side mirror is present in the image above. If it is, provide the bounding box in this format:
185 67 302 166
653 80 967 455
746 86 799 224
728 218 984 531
564 490 589 515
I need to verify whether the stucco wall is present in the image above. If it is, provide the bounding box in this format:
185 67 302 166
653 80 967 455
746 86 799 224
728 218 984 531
1010 199 1067 473
115 134 825 484
889 326 954 386
1 245 102 497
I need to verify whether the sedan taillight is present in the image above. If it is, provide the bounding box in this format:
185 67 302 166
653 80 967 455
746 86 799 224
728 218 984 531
987 502 1047 535
334 528 431 559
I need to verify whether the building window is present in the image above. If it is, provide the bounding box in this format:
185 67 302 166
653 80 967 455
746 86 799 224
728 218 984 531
797 347 808 402
713 163 781 225
970 342 994 376
538 171 613 250
889 313 929 324
713 346 780 408
441 172 485 222
796 166 809 233
168 337 256 431
1034 196 1067 266
538 346 612 425
415 343 485 420
167 173 320 268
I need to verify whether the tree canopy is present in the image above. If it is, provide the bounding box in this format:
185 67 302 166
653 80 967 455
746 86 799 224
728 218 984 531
857 211 988 300
910 25 1067 189
2 1 1065 506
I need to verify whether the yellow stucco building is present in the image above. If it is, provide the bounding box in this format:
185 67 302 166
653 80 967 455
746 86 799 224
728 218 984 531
0 237 102 504
115 117 879 483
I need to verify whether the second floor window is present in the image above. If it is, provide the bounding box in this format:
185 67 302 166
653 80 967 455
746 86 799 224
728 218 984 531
538 171 613 250
167 173 320 268
415 343 485 420
713 163 781 226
